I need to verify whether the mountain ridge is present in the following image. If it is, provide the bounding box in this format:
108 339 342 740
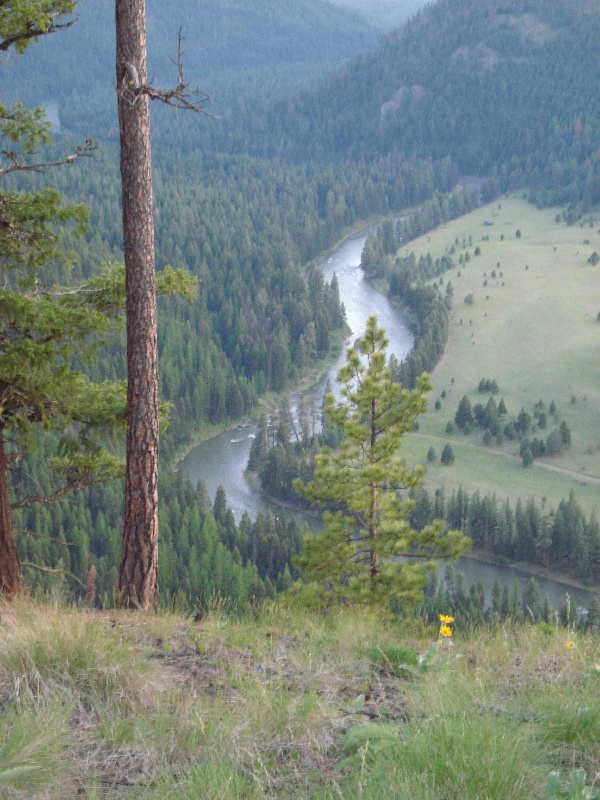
3 0 379 112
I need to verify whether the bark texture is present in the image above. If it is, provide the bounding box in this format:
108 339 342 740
116 0 159 610
0 434 24 596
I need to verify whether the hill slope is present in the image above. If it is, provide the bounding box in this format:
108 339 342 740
272 0 600 205
332 0 427 30
3 0 378 112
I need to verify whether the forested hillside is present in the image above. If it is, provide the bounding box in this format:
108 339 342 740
270 0 600 206
4 0 454 602
4 0 378 107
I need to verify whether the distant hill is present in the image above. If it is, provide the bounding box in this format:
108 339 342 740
272 0 600 205
3 0 378 112
332 0 427 31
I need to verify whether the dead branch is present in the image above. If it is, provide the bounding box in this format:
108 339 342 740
118 27 212 116
20 561 86 590
0 137 97 179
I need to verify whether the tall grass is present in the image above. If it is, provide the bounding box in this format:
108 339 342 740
0 600 597 798
0 599 152 704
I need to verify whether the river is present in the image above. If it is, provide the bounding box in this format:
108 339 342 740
181 229 413 521
181 229 598 611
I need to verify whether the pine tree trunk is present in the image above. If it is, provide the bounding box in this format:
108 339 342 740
116 0 159 610
0 433 23 596
369 398 379 581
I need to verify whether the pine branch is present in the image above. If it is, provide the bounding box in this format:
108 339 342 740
0 137 96 179
15 528 76 547
11 477 97 509
0 18 75 52
20 561 86 590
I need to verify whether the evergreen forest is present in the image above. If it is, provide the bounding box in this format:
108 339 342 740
3 0 600 608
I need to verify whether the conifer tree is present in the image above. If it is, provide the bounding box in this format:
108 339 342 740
0 1 195 595
294 315 470 607
0 263 129 595
0 0 122 595
115 0 206 610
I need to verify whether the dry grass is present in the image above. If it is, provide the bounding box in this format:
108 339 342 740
0 599 598 798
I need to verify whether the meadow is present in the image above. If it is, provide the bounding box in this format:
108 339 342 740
398 195 600 515
0 599 598 799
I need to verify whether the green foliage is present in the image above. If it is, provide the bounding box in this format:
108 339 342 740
478 378 499 394
521 446 534 467
337 722 401 771
455 395 473 429
368 643 418 677
5 0 599 610
453 390 574 466
0 8 128 579
0 4 87 275
385 255 452 390
276 0 600 210
441 443 455 465
0 267 126 445
545 770 600 800
294 316 470 607
0 0 75 55
0 4 203 594
3 2 458 463
410 484 600 585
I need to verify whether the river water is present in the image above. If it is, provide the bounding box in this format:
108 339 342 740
181 229 413 521
181 230 598 611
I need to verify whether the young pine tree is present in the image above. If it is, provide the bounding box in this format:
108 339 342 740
294 315 470 608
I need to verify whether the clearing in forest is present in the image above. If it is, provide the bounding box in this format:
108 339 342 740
398 194 600 515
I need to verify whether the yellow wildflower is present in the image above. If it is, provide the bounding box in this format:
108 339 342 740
440 624 453 638
439 614 455 624
565 640 575 649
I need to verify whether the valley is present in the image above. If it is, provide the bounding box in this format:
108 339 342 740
2 1 600 796
2 0 599 609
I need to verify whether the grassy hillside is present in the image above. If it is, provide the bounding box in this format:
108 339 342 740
398 195 600 514
0 599 598 799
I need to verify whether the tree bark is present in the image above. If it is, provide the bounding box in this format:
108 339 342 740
116 0 159 610
0 433 24 596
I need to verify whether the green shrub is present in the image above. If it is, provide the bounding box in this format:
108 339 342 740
368 644 418 677
545 769 599 799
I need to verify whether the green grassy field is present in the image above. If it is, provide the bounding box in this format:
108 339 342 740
397 195 600 515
